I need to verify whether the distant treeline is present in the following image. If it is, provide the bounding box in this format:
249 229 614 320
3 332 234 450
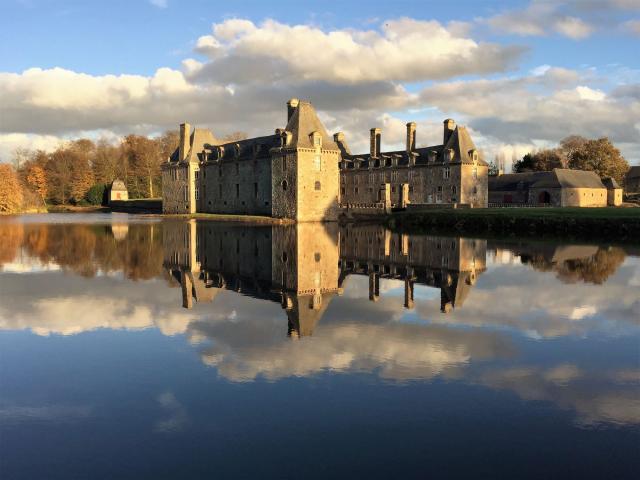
0 130 248 214
498 135 630 183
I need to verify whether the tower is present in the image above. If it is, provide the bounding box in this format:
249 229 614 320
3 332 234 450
271 99 341 222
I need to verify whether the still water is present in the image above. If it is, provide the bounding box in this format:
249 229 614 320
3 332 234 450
0 214 638 479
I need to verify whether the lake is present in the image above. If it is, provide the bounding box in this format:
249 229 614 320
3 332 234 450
0 214 638 479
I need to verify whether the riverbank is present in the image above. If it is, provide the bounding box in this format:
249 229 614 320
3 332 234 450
385 207 640 242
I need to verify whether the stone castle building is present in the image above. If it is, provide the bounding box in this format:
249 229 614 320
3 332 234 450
337 119 488 209
162 99 488 220
488 169 621 207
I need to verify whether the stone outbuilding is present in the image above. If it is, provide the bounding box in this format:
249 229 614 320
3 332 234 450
108 179 128 203
489 169 609 207
602 177 623 206
624 166 640 194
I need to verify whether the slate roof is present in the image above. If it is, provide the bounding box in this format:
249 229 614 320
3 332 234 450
284 100 339 150
602 177 621 189
626 166 640 180
489 169 605 191
167 100 338 165
339 124 487 169
110 179 127 191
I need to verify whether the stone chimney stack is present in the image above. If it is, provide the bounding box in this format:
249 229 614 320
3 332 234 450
406 122 416 153
179 122 191 162
287 98 299 122
333 132 350 155
370 128 381 158
443 119 455 145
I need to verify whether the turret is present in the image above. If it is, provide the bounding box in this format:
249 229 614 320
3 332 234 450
287 98 299 122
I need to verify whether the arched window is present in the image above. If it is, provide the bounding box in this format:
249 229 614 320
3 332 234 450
315 181 321 191
282 180 288 191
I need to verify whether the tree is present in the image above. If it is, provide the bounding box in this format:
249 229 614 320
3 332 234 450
123 135 162 198
559 135 587 165
0 164 24 213
513 149 563 173
25 164 48 204
46 148 75 204
568 137 629 184
11 147 32 171
158 130 180 161
93 139 124 184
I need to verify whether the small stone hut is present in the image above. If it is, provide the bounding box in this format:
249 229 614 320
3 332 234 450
109 179 128 202
488 169 608 207
602 177 622 206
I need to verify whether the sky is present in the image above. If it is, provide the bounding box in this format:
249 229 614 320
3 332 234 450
0 0 639 167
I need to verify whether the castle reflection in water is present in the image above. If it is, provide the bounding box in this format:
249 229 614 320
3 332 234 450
163 222 487 337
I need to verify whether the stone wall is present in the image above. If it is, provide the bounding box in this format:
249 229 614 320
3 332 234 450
162 163 193 214
296 149 340 222
340 162 486 208
271 151 298 220
608 189 623 206
200 158 272 216
560 187 607 207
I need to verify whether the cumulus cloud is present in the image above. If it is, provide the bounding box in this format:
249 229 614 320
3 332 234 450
190 18 523 85
417 67 640 154
482 0 640 39
149 0 168 8
622 18 640 35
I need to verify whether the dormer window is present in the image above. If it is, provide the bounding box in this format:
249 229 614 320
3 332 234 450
428 150 437 163
234 143 241 158
310 131 322 148
469 149 478 162
446 148 455 162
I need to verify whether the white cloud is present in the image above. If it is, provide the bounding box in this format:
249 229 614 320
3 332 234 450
149 0 168 9
622 18 640 35
190 18 524 85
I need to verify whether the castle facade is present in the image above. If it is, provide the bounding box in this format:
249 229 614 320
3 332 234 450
162 99 488 220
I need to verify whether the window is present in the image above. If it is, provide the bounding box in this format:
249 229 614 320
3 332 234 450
315 181 321 191
195 170 199 180
354 187 359 194
443 167 450 179
341 187 345 195
282 180 288 191
183 187 188 202
254 183 258 199
314 154 321 171
452 186 457 195
314 135 321 147
236 184 239 198
314 252 321 262
195 188 199 200
472 167 478 179
282 156 287 171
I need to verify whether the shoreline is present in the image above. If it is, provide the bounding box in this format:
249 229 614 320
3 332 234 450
381 207 640 243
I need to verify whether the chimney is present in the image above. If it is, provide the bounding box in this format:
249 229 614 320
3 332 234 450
370 128 381 158
443 119 455 145
287 98 299 122
179 122 191 162
406 122 416 152
333 132 350 155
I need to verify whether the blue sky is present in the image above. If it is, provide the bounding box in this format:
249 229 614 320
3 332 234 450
0 0 638 165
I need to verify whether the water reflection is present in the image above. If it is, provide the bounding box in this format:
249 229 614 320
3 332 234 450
0 216 638 428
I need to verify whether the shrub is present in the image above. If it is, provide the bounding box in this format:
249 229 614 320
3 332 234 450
85 183 107 205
